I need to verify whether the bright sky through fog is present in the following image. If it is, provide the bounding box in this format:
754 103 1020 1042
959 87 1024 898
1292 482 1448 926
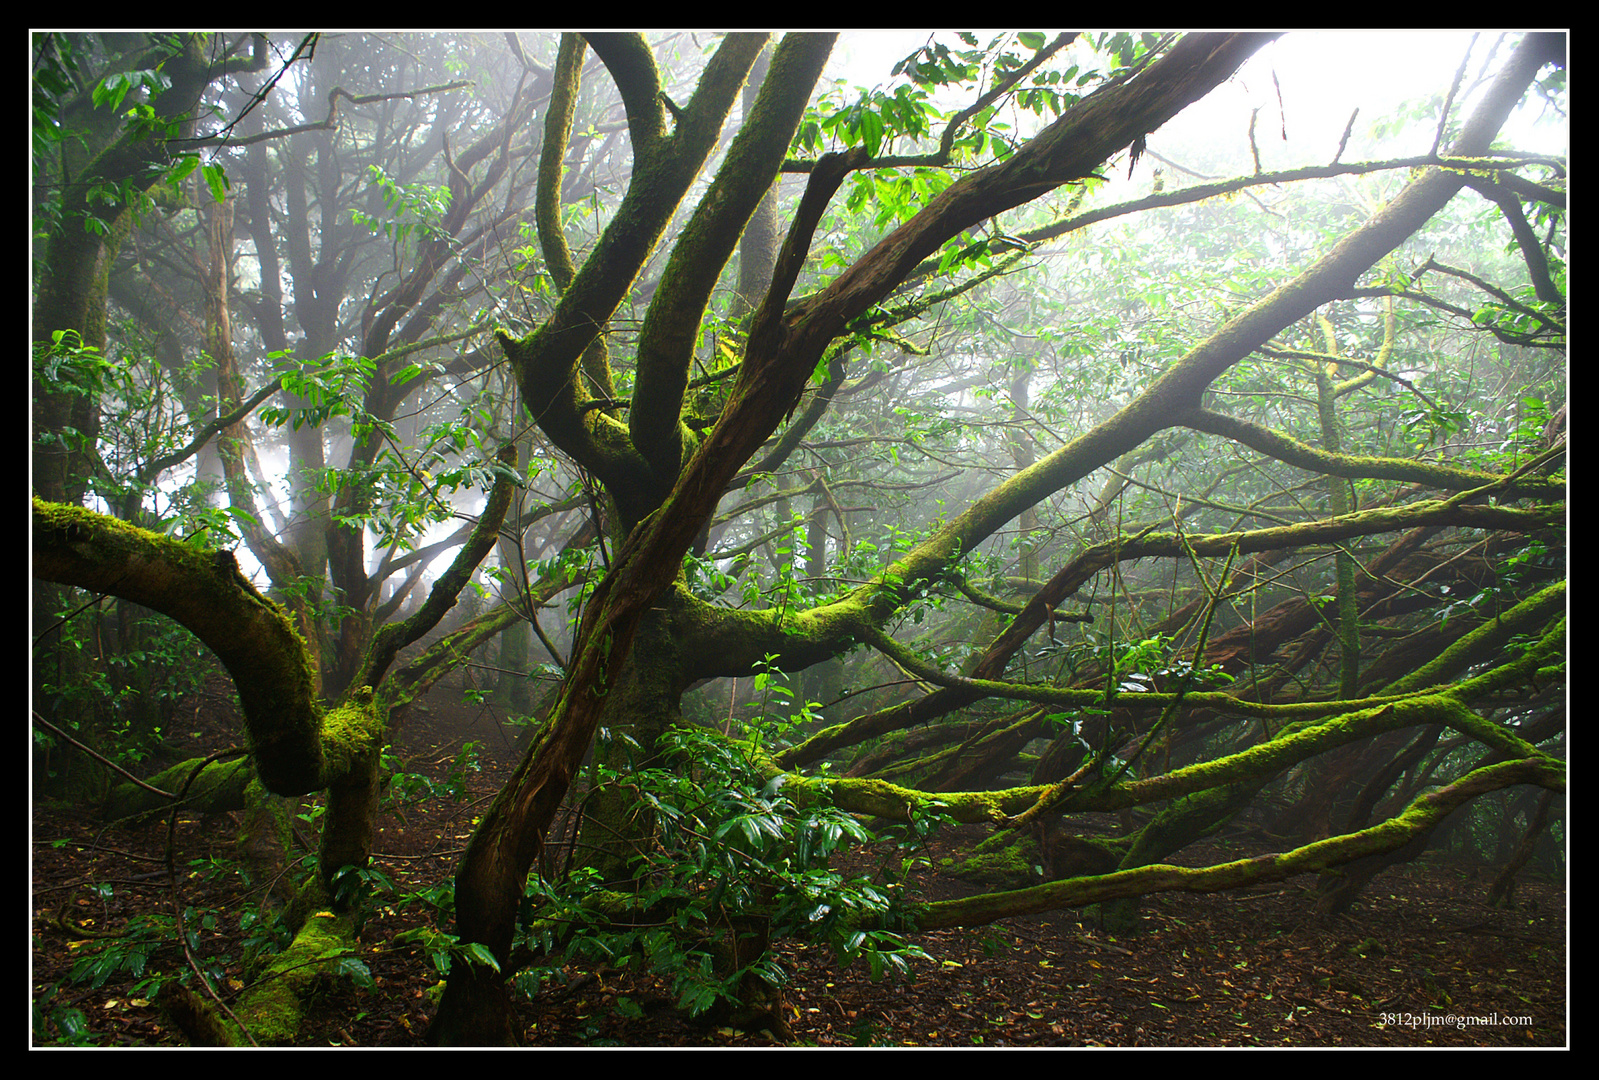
833 31 1566 163
1185 32 1564 157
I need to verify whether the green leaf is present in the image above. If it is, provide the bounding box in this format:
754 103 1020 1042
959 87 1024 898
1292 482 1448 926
466 942 501 973
169 154 200 185
858 108 885 158
337 956 375 989
390 363 425 386
202 163 230 203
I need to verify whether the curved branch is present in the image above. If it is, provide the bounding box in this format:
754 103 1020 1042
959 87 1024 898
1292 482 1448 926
1461 175 1564 305
380 518 597 712
536 35 584 293
32 499 323 795
581 33 667 158
139 377 281 485
501 33 769 522
194 80 472 148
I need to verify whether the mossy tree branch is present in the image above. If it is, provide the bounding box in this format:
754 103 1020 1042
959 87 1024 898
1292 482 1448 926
500 33 770 526
32 498 323 795
903 756 1561 930
630 34 837 487
1181 407 1564 500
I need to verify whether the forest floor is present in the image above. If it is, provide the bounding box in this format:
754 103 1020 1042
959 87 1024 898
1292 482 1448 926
32 674 1567 1048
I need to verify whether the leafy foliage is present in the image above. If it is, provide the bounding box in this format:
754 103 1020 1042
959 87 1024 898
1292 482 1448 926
34 600 213 780
350 165 453 249
31 983 96 1047
510 713 936 1019
381 741 482 810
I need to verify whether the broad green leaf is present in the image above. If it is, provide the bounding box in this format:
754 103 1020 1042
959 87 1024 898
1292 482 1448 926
858 108 885 158
202 163 230 203
466 942 501 973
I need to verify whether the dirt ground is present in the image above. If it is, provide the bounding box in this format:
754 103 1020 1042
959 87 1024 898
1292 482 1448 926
31 676 1567 1048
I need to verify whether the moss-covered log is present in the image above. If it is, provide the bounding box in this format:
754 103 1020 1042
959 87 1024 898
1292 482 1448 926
942 825 1126 889
769 687 1550 828
230 906 362 1045
103 757 254 819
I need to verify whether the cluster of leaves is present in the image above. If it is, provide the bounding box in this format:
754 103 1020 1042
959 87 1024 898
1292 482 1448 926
516 544 602 624
263 352 527 552
796 80 937 161
33 331 114 457
34 851 304 1046
31 983 96 1047
65 911 168 993
260 352 376 432
893 31 1091 135
795 31 1102 207
34 892 176 1046
1436 538 1560 629
504 713 934 1022
796 32 1167 258
880 31 1165 158
757 516 819 620
35 602 212 779
1470 288 1565 344
846 166 957 233
32 33 225 239
381 741 483 811
31 33 93 233
351 164 454 250
34 330 241 531
160 152 232 206
681 550 739 604
380 880 469 979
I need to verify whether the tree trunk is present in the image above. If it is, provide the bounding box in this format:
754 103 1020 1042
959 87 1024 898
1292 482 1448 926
575 602 691 884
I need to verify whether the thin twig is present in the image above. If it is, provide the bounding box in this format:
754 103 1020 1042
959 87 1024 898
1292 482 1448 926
31 712 177 800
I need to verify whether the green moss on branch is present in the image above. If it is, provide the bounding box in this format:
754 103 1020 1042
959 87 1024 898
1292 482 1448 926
907 757 1561 930
33 499 323 795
